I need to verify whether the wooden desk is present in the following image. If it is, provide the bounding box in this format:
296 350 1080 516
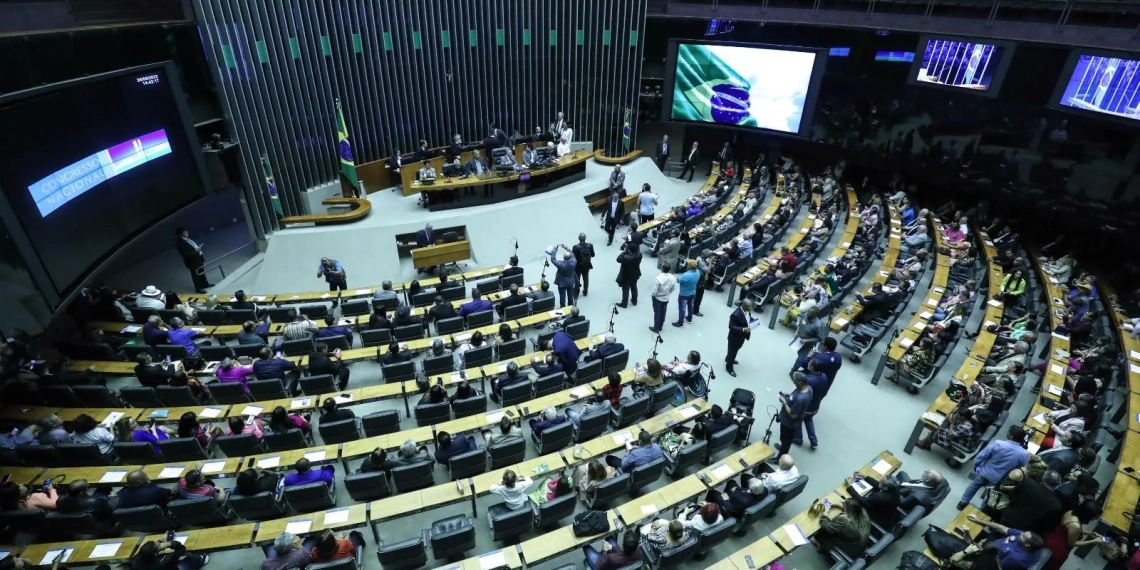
21 537 141 566
141 523 257 553
0 467 45 485
254 503 368 542
247 445 340 471
519 509 619 564
713 536 784 570
460 547 523 570
407 149 588 195
280 197 371 227
0 406 58 423
411 240 472 270
56 407 140 423
923 505 989 561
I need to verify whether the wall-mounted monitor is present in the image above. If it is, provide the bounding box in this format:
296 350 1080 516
875 51 914 63
662 40 826 136
908 35 1013 96
829 47 851 57
1052 50 1140 124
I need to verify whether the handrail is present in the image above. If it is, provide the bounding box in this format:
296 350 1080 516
197 241 256 282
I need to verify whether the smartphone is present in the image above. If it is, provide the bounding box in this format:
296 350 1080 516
246 457 257 469
823 499 832 510
1125 467 1136 474
41 478 51 493
504 409 515 417
744 555 756 569
166 530 176 543
1104 536 1115 543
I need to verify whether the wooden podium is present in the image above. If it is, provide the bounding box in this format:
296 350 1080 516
411 239 472 270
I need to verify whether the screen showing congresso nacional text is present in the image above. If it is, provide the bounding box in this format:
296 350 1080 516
670 43 817 134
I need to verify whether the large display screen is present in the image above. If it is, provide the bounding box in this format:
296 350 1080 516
909 36 1012 96
666 42 824 135
1056 54 1140 121
0 65 205 298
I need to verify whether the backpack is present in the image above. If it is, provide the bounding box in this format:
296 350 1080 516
898 550 940 570
923 525 968 559
572 510 610 536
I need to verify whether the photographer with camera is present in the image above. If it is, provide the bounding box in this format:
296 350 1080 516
615 240 643 308
316 257 347 308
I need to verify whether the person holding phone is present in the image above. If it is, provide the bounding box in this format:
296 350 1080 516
308 342 350 390
316 257 347 308
582 530 641 570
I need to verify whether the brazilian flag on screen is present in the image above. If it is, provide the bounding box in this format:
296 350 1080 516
622 108 631 153
261 153 283 218
335 99 360 191
672 44 758 127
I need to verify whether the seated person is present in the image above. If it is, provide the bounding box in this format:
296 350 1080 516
237 319 268 345
283 458 335 490
0 479 58 512
417 160 436 181
495 284 528 317
308 341 350 391
391 305 422 330
309 529 365 565
600 372 624 408
252 347 298 382
417 382 448 407
134 353 176 388
225 415 264 439
639 518 688 559
532 353 564 377
177 469 226 504
266 406 311 436
527 281 556 304
388 439 433 468
380 342 412 365
760 454 801 491
487 469 535 517
605 431 665 473
634 358 664 388
950 516 1046 570
582 530 641 570
679 502 724 532
490 361 530 402
356 448 389 474
315 315 353 346
233 467 280 497
482 417 524 445
263 532 311 570
427 296 457 322
699 404 738 438
663 350 702 378
812 498 871 556
528 407 569 443
318 398 355 424
585 333 625 361
55 479 115 523
459 289 492 317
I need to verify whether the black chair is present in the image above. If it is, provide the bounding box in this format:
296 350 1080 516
233 344 267 359
770 475 810 515
705 424 739 463
381 361 416 383
209 382 251 404
487 505 533 543
319 335 350 351
497 338 527 360
488 437 526 469
309 557 359 570
341 299 371 316
155 344 189 360
534 373 567 397
394 324 425 341
601 349 630 376
344 471 393 502
414 402 451 427
362 411 401 437
215 433 264 457
281 339 314 356
627 456 667 496
72 385 123 408
612 394 650 429
157 385 201 406
120 386 164 408
376 537 428 570
226 309 256 323
666 440 708 479
574 407 611 442
645 535 699 568
264 429 311 452
565 319 590 340
361 329 392 348
298 304 330 319
475 280 502 296
265 307 295 322
448 449 487 480
318 418 360 444
283 481 336 513
465 310 494 328
113 505 176 533
501 274 525 289
503 303 529 320
410 291 435 307
694 516 736 558
533 491 577 528
131 307 157 322
440 285 465 301
422 515 476 560
450 394 487 418
499 381 532 407
0 509 45 538
157 437 210 461
168 496 233 526
300 374 336 395
392 460 435 493
45 511 118 539
247 379 289 400
462 345 493 367
199 345 235 361
422 353 454 378
113 441 162 464
584 472 630 509
532 296 556 312
535 421 574 454
575 359 603 384
372 297 399 311
648 381 679 414
734 494 777 534
227 491 285 520
435 317 464 335
39 385 79 407
55 444 110 466
15 446 57 466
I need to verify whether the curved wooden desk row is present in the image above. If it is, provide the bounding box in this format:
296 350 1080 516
279 197 372 227
880 218 953 367
806 188 860 284
722 188 808 304
405 150 590 195
0 401 715 567
706 450 903 570
181 264 508 305
591 149 643 165
636 172 719 234
828 204 904 333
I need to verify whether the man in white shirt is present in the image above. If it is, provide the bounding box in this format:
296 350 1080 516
649 264 678 334
760 454 800 491
136 286 166 311
638 183 658 226
417 160 436 181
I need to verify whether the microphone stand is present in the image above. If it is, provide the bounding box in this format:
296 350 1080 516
760 404 779 446
540 258 550 282
702 362 717 401
607 304 619 334
649 333 663 360
511 238 519 259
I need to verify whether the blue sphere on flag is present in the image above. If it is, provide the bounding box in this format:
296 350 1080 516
339 140 354 162
710 83 750 125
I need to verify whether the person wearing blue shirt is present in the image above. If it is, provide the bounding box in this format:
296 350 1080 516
528 408 569 444
777 374 813 456
811 337 844 389
794 361 830 449
316 315 353 346
952 516 1045 570
900 202 916 226
549 244 578 307
957 425 1029 510
166 317 199 356
673 260 700 328
459 289 493 317
316 257 347 307
433 431 478 465
283 458 335 490
543 330 581 376
605 431 665 473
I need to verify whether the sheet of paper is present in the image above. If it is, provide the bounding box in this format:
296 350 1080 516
40 548 74 566
921 412 946 425
1129 350 1140 361
304 450 326 462
102 411 125 426
253 296 266 302
1026 442 1041 455
570 388 589 398
678 406 698 419
1047 384 1064 396
899 337 914 348
498 364 508 373
172 535 189 545
984 240 994 247
611 431 633 445
90 542 122 559
121 325 142 334
832 317 848 327
285 519 312 535
912 321 926 331
640 504 658 515
200 407 222 418
1050 364 1065 376
919 311 933 320
159 466 185 479
988 299 1002 308
320 293 331 299
1131 364 1140 374
1032 413 1048 425
99 470 128 483
240 405 263 416
202 460 227 474
258 456 281 469
355 288 371 295
783 524 809 546
711 464 735 480
334 393 353 403
851 479 873 496
190 327 207 333
323 508 350 524
879 271 889 278
871 458 892 475
291 398 311 409
842 242 851 247
1052 332 1070 342
485 411 505 424
0 551 9 562
479 550 507 570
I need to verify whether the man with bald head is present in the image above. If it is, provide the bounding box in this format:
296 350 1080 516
896 468 949 511
760 454 800 491
115 469 177 509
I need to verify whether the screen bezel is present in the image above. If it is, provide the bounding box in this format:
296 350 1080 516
906 34 1015 97
662 39 827 137
1049 48 1140 126
0 61 209 311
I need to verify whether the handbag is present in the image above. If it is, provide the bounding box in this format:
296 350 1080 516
981 486 1010 511
898 550 941 570
572 510 610 536
944 378 968 401
922 525 968 559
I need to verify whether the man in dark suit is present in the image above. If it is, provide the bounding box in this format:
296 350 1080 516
712 142 733 175
586 333 625 361
134 353 175 388
726 299 753 377
572 233 595 298
532 126 548 144
1038 432 1085 476
466 150 492 197
854 282 897 324
615 241 642 308
677 142 699 182
449 134 465 157
416 224 436 275
553 112 566 138
603 189 624 246
427 295 457 323
655 135 670 171
896 469 950 511
316 315 353 347
412 139 431 162
496 284 528 318
309 341 350 390
175 227 210 293
389 149 404 181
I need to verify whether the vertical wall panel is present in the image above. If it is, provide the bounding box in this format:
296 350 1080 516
193 0 647 238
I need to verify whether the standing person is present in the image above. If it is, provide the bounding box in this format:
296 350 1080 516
649 264 677 334
548 244 578 308
956 425 1030 510
673 260 700 328
609 165 626 190
794 359 830 449
615 241 642 308
655 135 670 171
777 373 813 456
678 142 699 182
793 307 826 359
725 299 753 377
812 337 844 390
572 233 596 298
316 257 347 308
175 227 211 293
638 183 658 227
712 142 733 175
603 189 624 246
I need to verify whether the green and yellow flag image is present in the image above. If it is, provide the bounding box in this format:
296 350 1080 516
672 44 757 127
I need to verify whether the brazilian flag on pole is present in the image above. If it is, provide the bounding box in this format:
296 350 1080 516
261 153 283 218
335 99 360 191
622 108 631 154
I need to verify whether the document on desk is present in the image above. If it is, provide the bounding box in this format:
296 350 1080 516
678 405 699 419
570 388 590 399
988 299 1002 308
851 479 873 496
919 311 933 320
291 398 312 409
120 325 142 334
871 459 892 475
304 450 327 462
899 337 914 348
611 430 633 446
926 298 939 307
1050 364 1066 376
285 519 312 535
912 321 926 331
101 411 125 427
200 407 223 418
40 548 74 566
1027 442 1040 454
640 504 658 515
240 405 264 416
90 542 123 559
202 460 227 474
258 456 281 469
1131 364 1140 375
172 535 189 545
1032 413 1048 425
485 411 505 424
1128 350 1140 361
322 507 350 525
334 393 353 404
1047 384 1064 397
355 289 371 295
159 466 185 479
711 464 735 480
100 470 128 483
783 523 809 546
479 550 507 570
